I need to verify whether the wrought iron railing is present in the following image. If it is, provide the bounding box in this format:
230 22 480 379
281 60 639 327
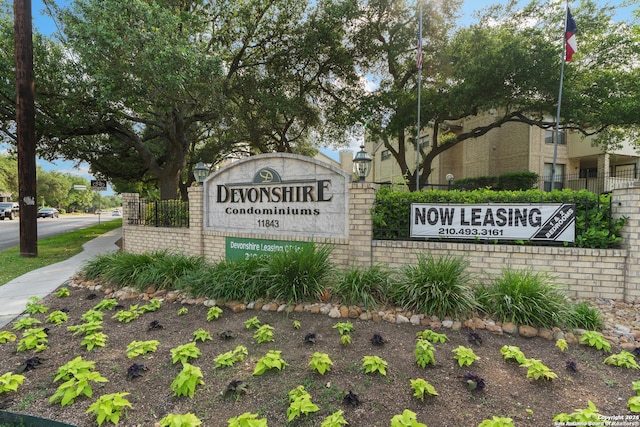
126 199 189 228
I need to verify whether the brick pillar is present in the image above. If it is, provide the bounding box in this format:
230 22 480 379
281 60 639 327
188 186 204 257
121 193 139 253
612 185 640 301
348 182 377 267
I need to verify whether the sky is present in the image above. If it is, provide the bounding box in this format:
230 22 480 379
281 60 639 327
18 0 639 171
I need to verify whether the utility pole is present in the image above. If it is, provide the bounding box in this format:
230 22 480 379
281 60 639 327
14 0 38 257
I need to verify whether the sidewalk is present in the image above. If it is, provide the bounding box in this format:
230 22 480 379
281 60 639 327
0 228 122 330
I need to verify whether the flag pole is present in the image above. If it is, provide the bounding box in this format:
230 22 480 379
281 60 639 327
551 3 570 191
415 2 423 191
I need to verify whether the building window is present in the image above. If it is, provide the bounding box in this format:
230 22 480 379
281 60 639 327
545 129 566 145
544 163 565 191
381 150 391 161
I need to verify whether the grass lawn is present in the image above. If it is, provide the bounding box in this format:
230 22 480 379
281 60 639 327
0 219 121 285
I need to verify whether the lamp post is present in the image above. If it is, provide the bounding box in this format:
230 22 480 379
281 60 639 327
193 162 209 186
446 173 454 191
353 145 372 182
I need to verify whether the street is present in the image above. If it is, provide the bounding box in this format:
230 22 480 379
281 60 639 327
0 214 119 251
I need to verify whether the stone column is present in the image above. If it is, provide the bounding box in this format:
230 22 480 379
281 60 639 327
188 186 204 257
348 182 377 267
612 185 640 302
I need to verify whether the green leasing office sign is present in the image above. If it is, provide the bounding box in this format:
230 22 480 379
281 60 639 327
225 237 313 261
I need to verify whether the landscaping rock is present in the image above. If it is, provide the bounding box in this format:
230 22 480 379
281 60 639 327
518 325 538 338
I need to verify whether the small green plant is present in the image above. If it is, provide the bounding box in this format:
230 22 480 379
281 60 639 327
177 307 189 316
126 340 160 358
410 378 438 400
50 366 108 407
112 308 140 323
414 339 436 368
159 412 202 427
287 385 320 422
86 392 132 426
629 383 640 413
293 320 301 329
555 339 568 352
253 324 275 344
553 400 603 423
55 287 70 298
192 328 213 343
390 409 428 427
0 331 17 344
477 416 515 427
227 412 267 427
68 321 103 336
245 316 262 329
452 346 480 367
12 317 41 331
321 410 349 427
81 332 108 351
361 355 387 376
0 372 26 394
253 350 288 376
603 351 639 369
55 356 97 381
214 346 248 369
17 328 48 352
25 296 49 315
93 299 118 311
170 363 204 398
519 358 558 381
500 345 527 364
47 310 69 325
340 334 351 345
81 310 104 323
206 306 223 321
138 298 161 313
308 352 333 375
579 331 611 352
333 321 354 336
415 329 447 343
170 342 201 364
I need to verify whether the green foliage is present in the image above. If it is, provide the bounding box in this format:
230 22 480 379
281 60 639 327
25 297 49 315
54 357 97 382
259 244 333 303
391 254 477 318
287 385 319 422
0 372 25 394
414 339 436 368
213 346 248 369
308 352 333 375
86 392 132 426
333 322 354 336
93 299 118 311
452 346 480 367
340 334 352 346
12 317 41 331
170 342 201 365
170 363 204 398
361 355 387 376
138 298 162 313
580 331 611 352
177 307 189 316
0 331 17 344
410 378 438 400
17 328 48 352
603 351 639 369
192 328 212 343
477 267 569 328
81 332 108 351
50 358 108 407
415 329 447 344
112 307 140 323
253 324 275 344
321 410 348 427
126 340 160 358
68 320 103 336
47 310 69 325
389 409 428 427
244 316 262 330
55 288 70 298
82 310 104 322
159 413 202 427
227 412 267 427
292 320 301 329
553 400 603 423
500 346 527 364
454 172 538 191
333 264 391 309
555 339 568 352
476 416 515 427
206 306 223 321
566 301 604 330
519 358 558 381
628 396 640 413
253 350 288 376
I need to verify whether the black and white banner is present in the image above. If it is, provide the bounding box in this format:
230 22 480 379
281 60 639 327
410 203 575 242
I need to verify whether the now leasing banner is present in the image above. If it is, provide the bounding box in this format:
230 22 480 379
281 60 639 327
410 203 575 242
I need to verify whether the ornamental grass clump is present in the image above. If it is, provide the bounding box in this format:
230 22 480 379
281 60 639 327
333 264 391 309
391 254 477 318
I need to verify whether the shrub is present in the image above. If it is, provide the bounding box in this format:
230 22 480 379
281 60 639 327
333 264 391 309
566 301 604 330
132 252 207 291
391 254 477 318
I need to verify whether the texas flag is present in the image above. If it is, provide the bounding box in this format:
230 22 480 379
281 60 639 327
565 8 578 62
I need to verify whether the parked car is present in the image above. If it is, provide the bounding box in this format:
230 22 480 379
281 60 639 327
37 207 59 218
112 210 122 217
0 202 19 220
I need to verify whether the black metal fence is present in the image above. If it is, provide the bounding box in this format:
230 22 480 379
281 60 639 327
538 169 638 194
127 199 189 228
